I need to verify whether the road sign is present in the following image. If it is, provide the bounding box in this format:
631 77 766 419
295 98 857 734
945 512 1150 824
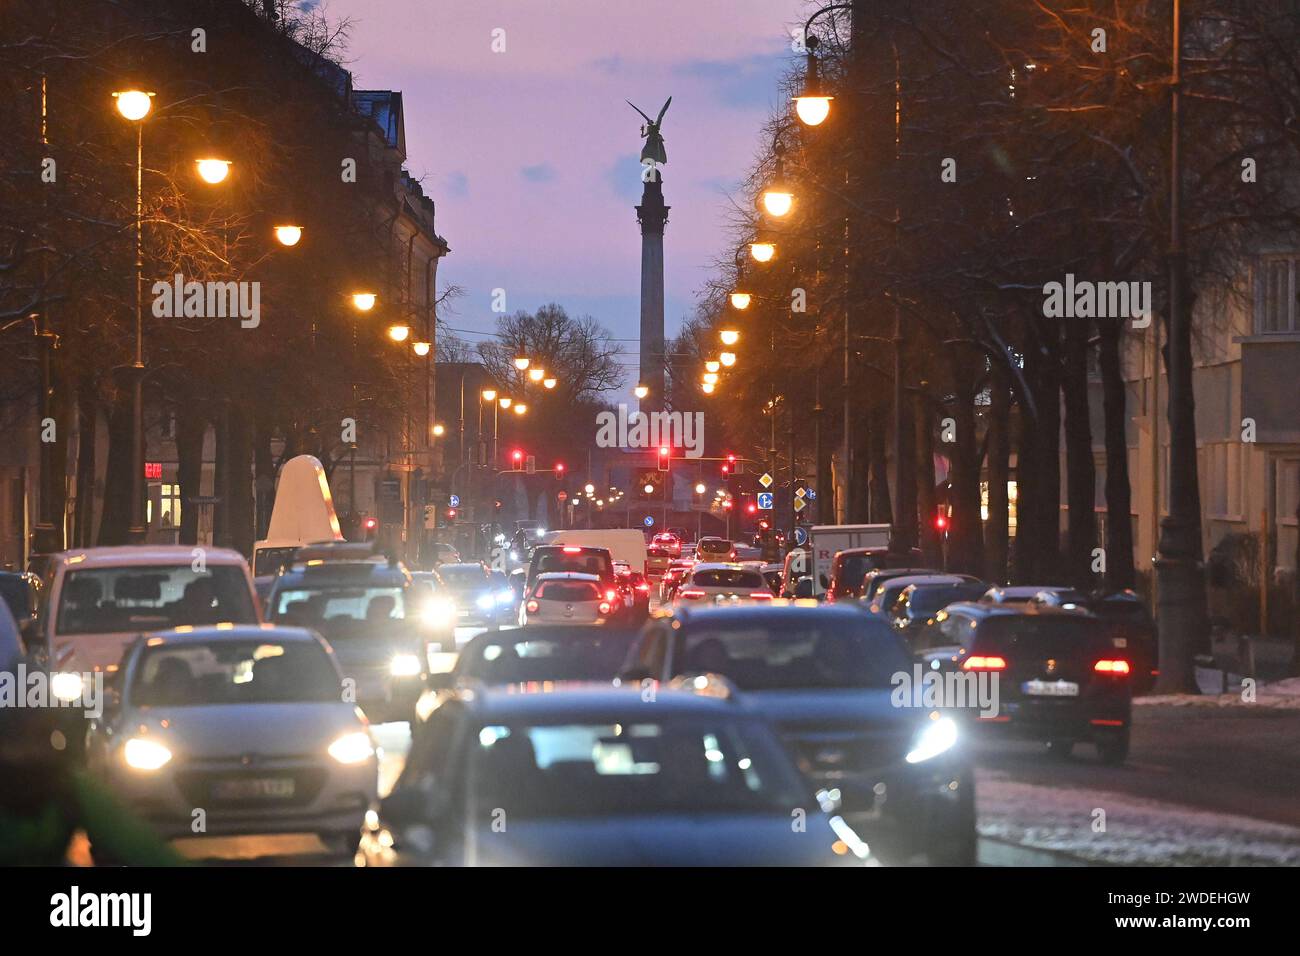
557 491 568 501
793 496 807 513
794 486 805 499
758 472 773 489
643 515 656 528
757 492 774 510
805 488 817 501
793 526 809 546
448 494 461 508
424 504 436 529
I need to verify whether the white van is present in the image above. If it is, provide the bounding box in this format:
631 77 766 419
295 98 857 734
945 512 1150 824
252 455 345 578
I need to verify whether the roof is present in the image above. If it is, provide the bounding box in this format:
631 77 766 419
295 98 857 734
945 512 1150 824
353 89 405 155
465 684 745 720
54 546 249 569
145 623 320 644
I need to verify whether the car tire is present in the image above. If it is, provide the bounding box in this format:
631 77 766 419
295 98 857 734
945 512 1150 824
1095 727 1130 765
1045 738 1075 758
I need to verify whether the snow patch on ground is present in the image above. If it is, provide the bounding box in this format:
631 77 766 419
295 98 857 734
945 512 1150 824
977 775 1300 866
1136 676 1300 709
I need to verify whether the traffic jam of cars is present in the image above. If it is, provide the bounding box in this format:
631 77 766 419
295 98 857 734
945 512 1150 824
0 513 1163 870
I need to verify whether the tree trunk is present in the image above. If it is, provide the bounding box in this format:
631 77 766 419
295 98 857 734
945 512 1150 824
175 406 205 546
948 380 983 577
869 409 892 526
229 403 255 557
915 392 940 566
1097 317 1136 591
1037 325 1063 581
986 365 1011 584
850 406 872 523
96 391 133 546
73 398 98 547
1063 319 1099 589
254 410 276 540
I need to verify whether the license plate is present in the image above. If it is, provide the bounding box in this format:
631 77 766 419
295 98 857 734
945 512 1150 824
1022 679 1080 697
212 777 296 800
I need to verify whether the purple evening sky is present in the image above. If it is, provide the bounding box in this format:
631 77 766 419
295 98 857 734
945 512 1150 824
321 0 804 381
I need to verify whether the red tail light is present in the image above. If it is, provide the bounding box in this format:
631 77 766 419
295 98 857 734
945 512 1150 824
825 588 836 603
605 589 617 602
525 599 539 613
635 583 651 592
679 589 706 600
562 546 582 554
1094 659 1131 675
963 655 1007 671
749 592 773 601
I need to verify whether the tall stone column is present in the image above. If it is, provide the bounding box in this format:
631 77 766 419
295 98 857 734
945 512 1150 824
636 174 669 413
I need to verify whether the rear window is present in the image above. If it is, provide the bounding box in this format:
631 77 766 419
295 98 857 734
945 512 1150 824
835 553 883 589
690 569 765 589
697 540 731 555
440 566 489 585
56 565 256 635
906 585 986 618
537 581 601 602
975 615 1108 658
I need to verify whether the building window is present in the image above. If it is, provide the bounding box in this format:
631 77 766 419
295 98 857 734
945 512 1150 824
1255 255 1299 333
158 483 182 530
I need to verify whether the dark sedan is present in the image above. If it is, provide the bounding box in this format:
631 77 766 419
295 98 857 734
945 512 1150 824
621 603 976 865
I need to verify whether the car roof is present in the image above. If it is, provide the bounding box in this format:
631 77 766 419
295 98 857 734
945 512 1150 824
275 562 409 586
942 601 1097 620
670 601 870 624
536 571 600 581
464 684 747 720
884 574 974 588
53 546 249 568
144 623 322 644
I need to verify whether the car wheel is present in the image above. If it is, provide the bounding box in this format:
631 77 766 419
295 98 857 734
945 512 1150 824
1045 738 1075 758
1095 727 1130 765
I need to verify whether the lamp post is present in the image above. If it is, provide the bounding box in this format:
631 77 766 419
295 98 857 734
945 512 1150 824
113 89 154 543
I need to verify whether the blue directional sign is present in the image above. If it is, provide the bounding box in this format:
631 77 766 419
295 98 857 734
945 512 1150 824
757 492 774 510
448 494 461 508
793 526 809 547
805 489 817 502
643 515 656 528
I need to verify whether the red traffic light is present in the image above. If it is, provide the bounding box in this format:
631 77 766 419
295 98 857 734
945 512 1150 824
555 462 565 474
746 502 757 515
722 499 733 510
363 517 378 530
657 447 670 472
935 513 948 530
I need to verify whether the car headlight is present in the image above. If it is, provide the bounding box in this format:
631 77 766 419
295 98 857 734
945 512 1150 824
475 593 495 611
328 731 375 765
51 671 84 703
123 737 173 771
420 597 456 628
495 590 515 605
389 653 421 677
905 716 959 764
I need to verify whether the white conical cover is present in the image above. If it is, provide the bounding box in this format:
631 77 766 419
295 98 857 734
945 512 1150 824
265 454 343 544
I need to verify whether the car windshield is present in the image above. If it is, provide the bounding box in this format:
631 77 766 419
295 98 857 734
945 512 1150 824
0 576 33 620
130 640 339 706
270 585 407 634
56 565 256 635
252 547 298 578
690 569 765 589
906 585 986 618
439 566 488 588
678 616 909 690
459 629 637 685
469 714 807 819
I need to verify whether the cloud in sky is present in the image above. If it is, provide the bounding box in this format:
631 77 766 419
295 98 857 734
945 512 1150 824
327 0 800 354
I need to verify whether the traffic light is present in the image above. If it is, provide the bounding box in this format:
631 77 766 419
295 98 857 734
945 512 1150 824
554 462 565 480
511 449 524 472
746 501 758 515
935 507 949 532
721 453 736 478
657 446 670 472
445 507 458 523
638 470 662 499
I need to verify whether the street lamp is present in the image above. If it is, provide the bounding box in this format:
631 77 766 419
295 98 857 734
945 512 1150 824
274 224 303 247
499 396 512 409
513 356 530 371
432 423 446 437
412 340 431 356
634 384 649 399
195 158 231 184
705 360 721 373
703 372 719 385
720 351 737 367
513 403 528 415
793 33 835 127
481 388 497 402
543 376 557 389
761 143 793 217
750 241 776 263
730 292 752 310
528 367 545 383
701 381 716 394
112 88 154 543
720 329 740 346
387 324 410 342
351 292 377 311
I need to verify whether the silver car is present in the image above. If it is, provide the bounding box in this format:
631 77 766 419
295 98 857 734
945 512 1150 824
87 624 378 856
519 572 611 626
